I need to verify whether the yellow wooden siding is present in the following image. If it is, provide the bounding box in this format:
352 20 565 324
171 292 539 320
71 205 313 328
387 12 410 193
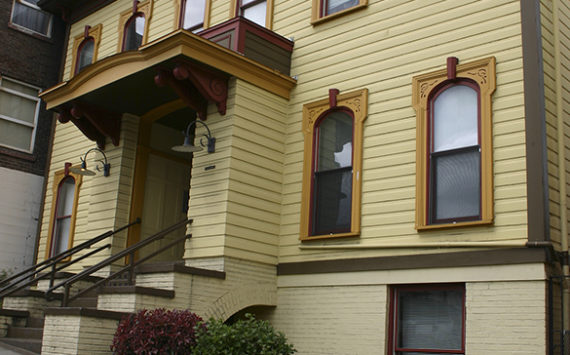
209 0 232 28
36 116 139 272
560 0 570 254
276 0 528 262
541 0 561 247
62 0 177 81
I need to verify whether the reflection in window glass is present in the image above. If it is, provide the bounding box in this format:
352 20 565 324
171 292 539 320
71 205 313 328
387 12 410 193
76 38 94 73
183 0 206 32
324 0 359 16
51 177 75 256
10 0 52 37
240 0 266 27
124 15 145 50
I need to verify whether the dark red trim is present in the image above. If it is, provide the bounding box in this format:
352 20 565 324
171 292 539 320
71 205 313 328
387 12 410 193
426 78 481 225
308 107 355 236
447 56 458 80
388 284 465 355
328 88 339 108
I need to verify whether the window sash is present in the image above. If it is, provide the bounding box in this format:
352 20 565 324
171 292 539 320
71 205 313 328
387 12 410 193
312 166 353 235
50 177 76 257
239 0 266 26
76 39 95 73
10 0 52 37
123 15 145 50
322 0 359 16
0 77 40 152
183 0 206 32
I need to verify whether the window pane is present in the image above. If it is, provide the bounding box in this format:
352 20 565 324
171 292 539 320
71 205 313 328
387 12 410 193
397 289 463 351
183 0 206 30
314 168 352 234
77 39 94 72
325 0 359 15
53 217 71 255
0 119 33 151
124 15 145 50
242 2 266 26
1 78 39 97
0 91 37 124
317 111 353 171
11 0 52 36
56 178 75 217
432 149 480 221
433 85 478 152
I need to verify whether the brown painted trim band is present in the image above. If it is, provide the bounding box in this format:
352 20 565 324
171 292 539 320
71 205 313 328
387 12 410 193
277 248 548 275
520 0 549 242
45 307 130 320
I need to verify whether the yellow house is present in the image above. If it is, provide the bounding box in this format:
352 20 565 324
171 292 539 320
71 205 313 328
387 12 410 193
0 0 569 354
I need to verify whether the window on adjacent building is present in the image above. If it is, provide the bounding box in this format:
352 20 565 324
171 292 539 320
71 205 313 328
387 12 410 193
71 24 102 76
0 76 40 153
47 170 82 258
412 57 496 230
10 0 52 37
388 284 465 355
181 0 208 32
231 0 273 28
123 14 145 50
311 0 366 24
300 88 367 240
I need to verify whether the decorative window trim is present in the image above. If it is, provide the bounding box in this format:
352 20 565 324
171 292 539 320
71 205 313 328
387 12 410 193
387 284 466 354
45 166 82 259
230 0 274 30
118 0 153 52
0 75 40 153
300 88 367 240
9 0 53 38
311 0 367 25
70 23 103 76
176 0 211 31
412 56 496 230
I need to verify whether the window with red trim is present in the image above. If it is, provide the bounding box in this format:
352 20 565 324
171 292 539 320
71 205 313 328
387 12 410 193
311 109 354 235
427 80 480 224
75 37 94 74
50 176 75 257
388 284 465 355
123 13 145 50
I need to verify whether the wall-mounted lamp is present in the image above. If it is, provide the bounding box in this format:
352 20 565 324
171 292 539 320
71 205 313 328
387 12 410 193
69 147 111 177
172 119 216 153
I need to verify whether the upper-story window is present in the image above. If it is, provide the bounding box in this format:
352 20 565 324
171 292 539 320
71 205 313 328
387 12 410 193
10 0 52 37
412 57 496 230
311 0 366 24
71 24 102 76
181 0 208 32
300 88 367 240
123 14 145 50
0 76 40 153
119 1 152 51
231 0 273 29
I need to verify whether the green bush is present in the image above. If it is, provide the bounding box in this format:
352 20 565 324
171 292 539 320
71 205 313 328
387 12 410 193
193 314 296 355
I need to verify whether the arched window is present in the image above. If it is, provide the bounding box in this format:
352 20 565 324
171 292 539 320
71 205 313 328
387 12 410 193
300 88 367 240
123 14 145 50
428 81 480 224
413 56 496 230
312 110 354 235
75 37 94 74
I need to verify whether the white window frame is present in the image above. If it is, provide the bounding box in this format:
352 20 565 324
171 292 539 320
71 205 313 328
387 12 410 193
10 0 53 38
0 76 41 153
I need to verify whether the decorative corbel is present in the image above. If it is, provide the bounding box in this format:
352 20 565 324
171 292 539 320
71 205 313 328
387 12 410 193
447 56 458 80
328 88 339 108
70 102 122 147
154 68 208 119
57 108 107 148
173 62 228 116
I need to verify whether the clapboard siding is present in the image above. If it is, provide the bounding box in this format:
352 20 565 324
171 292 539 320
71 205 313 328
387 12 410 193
277 0 528 262
561 0 570 253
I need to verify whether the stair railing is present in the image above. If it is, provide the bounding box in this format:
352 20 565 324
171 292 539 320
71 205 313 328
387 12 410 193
0 218 141 299
46 217 192 306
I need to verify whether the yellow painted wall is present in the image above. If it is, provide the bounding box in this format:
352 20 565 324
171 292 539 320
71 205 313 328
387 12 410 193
276 0 529 262
186 79 287 265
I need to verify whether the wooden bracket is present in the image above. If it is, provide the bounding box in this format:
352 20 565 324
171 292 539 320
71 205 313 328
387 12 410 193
154 68 208 119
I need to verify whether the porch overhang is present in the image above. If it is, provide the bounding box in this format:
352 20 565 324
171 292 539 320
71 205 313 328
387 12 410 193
40 29 296 146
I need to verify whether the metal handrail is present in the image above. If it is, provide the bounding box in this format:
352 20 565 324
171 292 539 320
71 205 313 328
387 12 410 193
0 218 141 299
47 217 192 306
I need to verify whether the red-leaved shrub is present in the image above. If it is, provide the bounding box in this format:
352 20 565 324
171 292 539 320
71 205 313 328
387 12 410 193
111 308 204 355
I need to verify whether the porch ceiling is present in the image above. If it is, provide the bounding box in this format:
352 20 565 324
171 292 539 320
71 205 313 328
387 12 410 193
40 30 296 147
